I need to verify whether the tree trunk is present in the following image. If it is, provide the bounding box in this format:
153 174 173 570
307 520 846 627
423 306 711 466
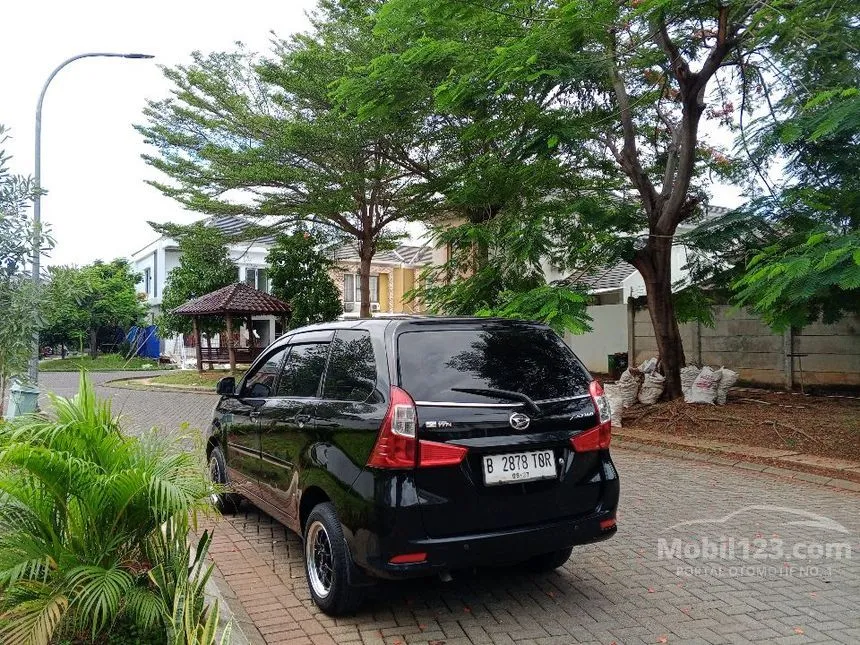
89 328 99 359
0 375 6 418
636 239 686 399
358 242 374 319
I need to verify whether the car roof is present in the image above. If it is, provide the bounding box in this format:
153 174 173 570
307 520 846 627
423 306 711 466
274 316 548 342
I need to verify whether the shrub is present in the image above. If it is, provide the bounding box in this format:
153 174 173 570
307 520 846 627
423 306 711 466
0 374 227 644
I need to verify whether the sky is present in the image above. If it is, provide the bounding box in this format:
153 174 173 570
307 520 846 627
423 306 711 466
0 0 316 266
2 1 745 268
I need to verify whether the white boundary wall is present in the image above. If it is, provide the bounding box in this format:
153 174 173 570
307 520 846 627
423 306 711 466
564 304 628 373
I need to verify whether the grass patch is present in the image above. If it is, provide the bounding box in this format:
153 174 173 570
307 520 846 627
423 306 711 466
147 369 246 388
39 353 172 372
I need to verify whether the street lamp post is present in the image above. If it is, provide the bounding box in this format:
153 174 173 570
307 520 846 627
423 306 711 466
29 52 154 385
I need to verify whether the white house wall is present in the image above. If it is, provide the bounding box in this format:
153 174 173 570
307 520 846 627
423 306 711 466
564 304 628 373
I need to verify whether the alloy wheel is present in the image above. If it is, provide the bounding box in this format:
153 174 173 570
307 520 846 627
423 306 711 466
306 520 334 598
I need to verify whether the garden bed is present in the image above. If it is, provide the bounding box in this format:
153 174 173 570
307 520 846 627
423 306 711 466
621 389 860 462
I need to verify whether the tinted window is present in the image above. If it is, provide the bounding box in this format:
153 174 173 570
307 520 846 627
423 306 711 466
278 343 329 398
322 330 376 402
397 326 591 403
242 347 288 398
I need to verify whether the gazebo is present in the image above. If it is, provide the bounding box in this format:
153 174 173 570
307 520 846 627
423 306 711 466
172 283 292 373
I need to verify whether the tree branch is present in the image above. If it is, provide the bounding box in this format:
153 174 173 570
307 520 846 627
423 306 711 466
607 33 659 219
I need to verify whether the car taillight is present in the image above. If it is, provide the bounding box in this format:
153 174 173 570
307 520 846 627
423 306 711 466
367 386 469 469
570 380 612 452
418 439 468 468
367 386 417 468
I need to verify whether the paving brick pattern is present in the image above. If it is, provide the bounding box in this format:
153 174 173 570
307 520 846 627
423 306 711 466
40 373 860 645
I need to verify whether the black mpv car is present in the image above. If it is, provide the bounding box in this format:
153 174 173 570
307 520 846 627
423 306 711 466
207 317 619 615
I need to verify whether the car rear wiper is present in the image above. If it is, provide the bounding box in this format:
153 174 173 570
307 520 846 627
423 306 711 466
451 387 542 415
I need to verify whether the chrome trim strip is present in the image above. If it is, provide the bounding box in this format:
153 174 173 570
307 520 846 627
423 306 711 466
536 394 592 404
415 394 591 408
415 401 524 408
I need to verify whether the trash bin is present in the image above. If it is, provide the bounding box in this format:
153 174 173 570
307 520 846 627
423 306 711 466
4 381 40 419
607 352 629 380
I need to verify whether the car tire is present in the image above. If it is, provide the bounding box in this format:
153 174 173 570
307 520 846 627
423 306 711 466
303 502 362 615
528 546 573 572
208 446 241 515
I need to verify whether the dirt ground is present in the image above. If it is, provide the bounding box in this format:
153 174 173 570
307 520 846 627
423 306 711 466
620 388 860 462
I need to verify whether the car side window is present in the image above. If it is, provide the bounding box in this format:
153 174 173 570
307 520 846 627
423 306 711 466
277 342 329 398
322 330 376 402
241 347 289 398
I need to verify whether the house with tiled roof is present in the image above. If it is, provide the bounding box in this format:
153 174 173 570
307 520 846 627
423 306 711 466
129 217 432 362
329 243 433 315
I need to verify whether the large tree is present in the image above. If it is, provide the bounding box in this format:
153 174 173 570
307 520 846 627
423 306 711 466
155 222 238 342
349 0 850 398
267 230 342 330
334 1 605 330
137 0 428 318
42 260 146 359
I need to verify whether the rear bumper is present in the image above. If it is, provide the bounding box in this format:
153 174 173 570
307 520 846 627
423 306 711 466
359 510 617 579
344 452 619 580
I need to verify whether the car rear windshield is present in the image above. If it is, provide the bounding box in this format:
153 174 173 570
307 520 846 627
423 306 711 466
397 326 592 404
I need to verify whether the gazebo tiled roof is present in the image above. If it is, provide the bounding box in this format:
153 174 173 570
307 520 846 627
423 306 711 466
172 283 292 317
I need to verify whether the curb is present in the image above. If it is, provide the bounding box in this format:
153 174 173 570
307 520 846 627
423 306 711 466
613 437 860 492
103 375 220 395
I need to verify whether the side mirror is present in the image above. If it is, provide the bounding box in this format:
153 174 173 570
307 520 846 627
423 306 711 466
216 376 236 396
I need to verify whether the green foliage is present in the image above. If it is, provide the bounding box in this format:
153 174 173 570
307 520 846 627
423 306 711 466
136 0 430 317
688 0 860 328
0 126 51 407
156 222 238 338
42 260 146 358
671 284 716 328
341 0 856 395
0 374 218 644
733 231 860 331
267 230 342 329
477 285 592 336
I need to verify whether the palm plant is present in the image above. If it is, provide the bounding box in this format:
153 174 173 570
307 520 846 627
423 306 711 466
0 374 217 644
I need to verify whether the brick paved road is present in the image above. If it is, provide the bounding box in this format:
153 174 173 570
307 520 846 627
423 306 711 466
40 373 860 645
39 371 216 435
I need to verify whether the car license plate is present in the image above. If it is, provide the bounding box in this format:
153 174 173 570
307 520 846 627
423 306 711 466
483 449 556 485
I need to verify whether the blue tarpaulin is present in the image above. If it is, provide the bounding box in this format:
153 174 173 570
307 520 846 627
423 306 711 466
126 325 160 359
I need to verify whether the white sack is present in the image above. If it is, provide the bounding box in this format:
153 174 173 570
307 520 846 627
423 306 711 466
688 365 722 404
617 368 643 408
638 357 658 374
681 365 702 402
637 372 666 405
603 383 624 427
715 368 739 405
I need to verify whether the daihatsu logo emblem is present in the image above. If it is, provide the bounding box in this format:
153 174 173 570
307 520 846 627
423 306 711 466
509 412 530 430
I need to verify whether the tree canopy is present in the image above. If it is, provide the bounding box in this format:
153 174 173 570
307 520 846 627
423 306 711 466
267 230 343 330
138 0 857 398
137 0 429 318
42 260 146 359
338 0 858 397
155 222 239 339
